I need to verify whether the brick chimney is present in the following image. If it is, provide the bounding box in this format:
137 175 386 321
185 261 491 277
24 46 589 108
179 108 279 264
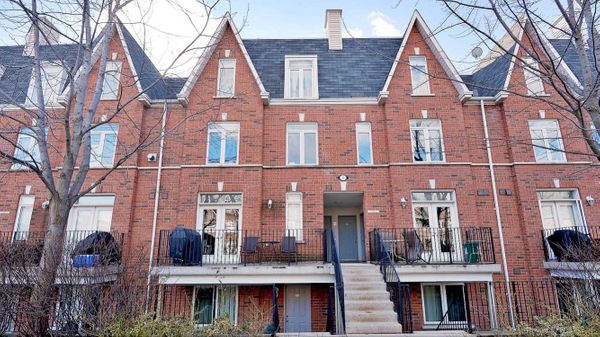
23 16 60 56
325 9 343 50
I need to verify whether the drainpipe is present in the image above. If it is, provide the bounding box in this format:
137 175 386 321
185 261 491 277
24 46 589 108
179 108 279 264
145 100 168 312
479 99 515 329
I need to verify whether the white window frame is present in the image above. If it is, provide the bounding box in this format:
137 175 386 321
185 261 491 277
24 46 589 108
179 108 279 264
537 189 587 230
216 58 236 97
286 123 318 165
206 122 240 165
27 61 65 106
100 61 123 100
528 119 566 162
411 191 459 228
90 124 119 168
409 55 431 95
285 192 303 240
284 55 319 99
421 283 467 325
191 285 238 326
12 128 42 170
410 119 445 162
355 122 373 165
13 195 35 240
523 58 545 96
67 195 115 233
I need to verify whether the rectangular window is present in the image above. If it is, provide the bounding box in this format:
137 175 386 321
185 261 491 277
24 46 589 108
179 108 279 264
12 128 42 170
410 119 444 162
538 190 584 230
356 123 373 164
207 123 240 165
528 119 566 162
13 195 35 239
409 56 431 95
28 61 64 105
216 59 236 97
100 61 122 100
422 284 467 324
90 124 119 168
68 195 115 233
286 192 303 240
193 286 237 325
287 123 318 165
285 56 318 99
523 58 545 95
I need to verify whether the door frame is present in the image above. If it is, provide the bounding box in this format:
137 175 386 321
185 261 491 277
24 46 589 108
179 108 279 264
284 284 312 332
323 208 365 262
421 283 468 326
337 214 361 262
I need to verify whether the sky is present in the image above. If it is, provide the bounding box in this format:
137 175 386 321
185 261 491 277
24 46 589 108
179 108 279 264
0 0 559 77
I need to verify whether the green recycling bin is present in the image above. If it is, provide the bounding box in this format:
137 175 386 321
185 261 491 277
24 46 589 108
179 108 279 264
464 241 480 263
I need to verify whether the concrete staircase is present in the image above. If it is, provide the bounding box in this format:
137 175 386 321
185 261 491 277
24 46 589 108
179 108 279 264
342 263 404 335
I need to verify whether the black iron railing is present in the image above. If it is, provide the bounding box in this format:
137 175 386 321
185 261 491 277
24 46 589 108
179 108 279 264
156 228 325 266
371 229 413 333
541 226 600 262
370 227 495 265
326 229 346 334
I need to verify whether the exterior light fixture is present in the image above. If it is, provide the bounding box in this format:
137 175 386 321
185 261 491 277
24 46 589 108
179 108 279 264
586 196 595 206
267 199 273 209
400 197 407 209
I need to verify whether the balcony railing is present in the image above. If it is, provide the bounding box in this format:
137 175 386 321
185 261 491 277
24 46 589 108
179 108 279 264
0 230 125 268
369 227 496 265
541 225 600 262
156 228 326 266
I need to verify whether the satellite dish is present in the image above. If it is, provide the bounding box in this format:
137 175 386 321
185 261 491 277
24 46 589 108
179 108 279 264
471 46 483 59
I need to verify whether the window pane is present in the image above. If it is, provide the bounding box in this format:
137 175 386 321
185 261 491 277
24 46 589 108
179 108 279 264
409 56 429 95
304 132 317 164
217 287 236 321
445 285 466 322
290 60 313 69
413 130 426 161
208 132 222 164
288 133 300 164
532 138 548 161
290 70 300 98
218 67 234 96
429 130 443 161
102 62 121 99
101 133 117 166
423 285 443 322
224 131 238 163
90 133 102 166
303 69 313 98
437 207 452 228
358 132 372 164
194 287 214 325
414 207 430 227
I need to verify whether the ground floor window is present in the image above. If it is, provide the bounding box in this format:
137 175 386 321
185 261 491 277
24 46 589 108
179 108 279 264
422 283 466 325
193 285 237 325
53 286 100 333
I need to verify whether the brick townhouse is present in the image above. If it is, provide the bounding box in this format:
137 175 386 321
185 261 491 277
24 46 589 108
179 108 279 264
0 8 599 336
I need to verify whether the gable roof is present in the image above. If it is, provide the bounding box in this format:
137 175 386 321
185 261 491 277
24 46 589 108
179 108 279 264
244 38 402 99
463 45 516 97
547 38 596 85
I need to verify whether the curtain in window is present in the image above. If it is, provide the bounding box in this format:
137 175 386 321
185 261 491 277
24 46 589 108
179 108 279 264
423 285 443 322
194 287 214 325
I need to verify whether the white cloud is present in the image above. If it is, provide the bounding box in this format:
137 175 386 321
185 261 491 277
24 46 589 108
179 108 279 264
343 27 364 38
367 11 401 37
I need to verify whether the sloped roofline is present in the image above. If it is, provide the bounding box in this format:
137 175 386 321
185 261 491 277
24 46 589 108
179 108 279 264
177 12 269 106
115 20 147 100
379 10 473 103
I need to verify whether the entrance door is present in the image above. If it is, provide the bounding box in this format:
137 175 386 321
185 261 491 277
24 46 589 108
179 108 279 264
285 285 311 332
198 207 241 264
338 216 359 261
413 198 462 263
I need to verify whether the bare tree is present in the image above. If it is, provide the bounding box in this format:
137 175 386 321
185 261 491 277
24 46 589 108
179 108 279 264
436 0 600 159
0 0 240 334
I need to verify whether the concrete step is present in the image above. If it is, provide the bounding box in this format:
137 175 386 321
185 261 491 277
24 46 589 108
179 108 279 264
345 311 399 323
344 283 388 292
344 274 384 283
346 300 395 312
345 291 391 302
346 321 403 334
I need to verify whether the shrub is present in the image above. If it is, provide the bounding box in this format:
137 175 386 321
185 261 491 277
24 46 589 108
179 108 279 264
517 315 600 337
98 315 196 337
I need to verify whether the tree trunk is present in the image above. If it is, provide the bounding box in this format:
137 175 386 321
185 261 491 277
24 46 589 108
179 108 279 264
28 196 71 336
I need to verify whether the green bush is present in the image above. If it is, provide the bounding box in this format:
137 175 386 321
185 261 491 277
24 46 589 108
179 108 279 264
99 315 196 337
517 315 600 337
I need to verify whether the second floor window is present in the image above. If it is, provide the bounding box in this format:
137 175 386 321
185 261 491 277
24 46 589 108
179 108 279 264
90 124 119 168
285 56 318 99
101 61 122 100
356 122 373 164
528 119 566 162
410 119 444 162
207 122 239 165
409 56 431 95
216 59 235 97
523 58 545 96
287 123 318 165
286 192 303 240
12 128 41 169
28 62 64 105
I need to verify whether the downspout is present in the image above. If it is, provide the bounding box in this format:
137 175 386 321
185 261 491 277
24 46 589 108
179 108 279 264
479 99 515 329
145 100 168 312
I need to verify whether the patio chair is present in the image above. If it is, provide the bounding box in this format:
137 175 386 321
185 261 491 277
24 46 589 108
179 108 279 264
401 229 431 264
242 236 259 266
281 236 298 265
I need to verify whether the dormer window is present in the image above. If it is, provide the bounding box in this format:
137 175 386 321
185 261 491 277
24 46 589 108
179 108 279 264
101 61 122 100
216 59 236 97
409 56 431 95
28 61 64 106
285 56 318 99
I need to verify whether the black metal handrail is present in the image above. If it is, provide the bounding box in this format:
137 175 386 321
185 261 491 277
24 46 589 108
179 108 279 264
326 229 346 334
370 227 496 265
156 228 325 266
541 225 600 262
435 296 471 331
372 229 413 333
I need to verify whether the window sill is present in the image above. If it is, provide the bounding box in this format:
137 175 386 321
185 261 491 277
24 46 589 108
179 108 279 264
411 93 435 97
206 163 239 167
100 97 118 101
412 160 446 164
283 97 320 100
286 164 319 167
528 93 550 97
534 160 568 164
213 95 236 99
